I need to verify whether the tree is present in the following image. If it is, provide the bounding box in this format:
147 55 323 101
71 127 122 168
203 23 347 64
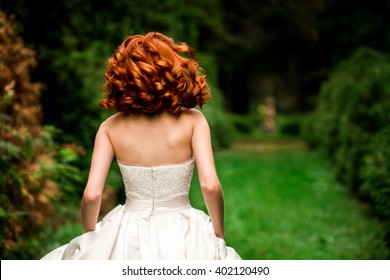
0 11 82 259
218 0 390 114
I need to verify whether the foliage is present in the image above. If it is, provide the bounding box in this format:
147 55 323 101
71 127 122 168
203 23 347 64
199 54 237 150
361 127 390 250
0 102 84 259
360 128 390 219
217 0 390 113
0 12 83 259
226 112 308 142
275 114 307 137
303 47 390 250
2 0 390 117
227 113 260 135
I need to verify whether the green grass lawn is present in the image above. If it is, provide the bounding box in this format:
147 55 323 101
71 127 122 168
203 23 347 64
190 140 389 260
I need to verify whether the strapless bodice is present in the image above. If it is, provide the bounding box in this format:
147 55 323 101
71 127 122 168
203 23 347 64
117 157 195 201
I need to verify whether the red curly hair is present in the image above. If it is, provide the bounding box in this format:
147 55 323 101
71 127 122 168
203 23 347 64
99 32 211 114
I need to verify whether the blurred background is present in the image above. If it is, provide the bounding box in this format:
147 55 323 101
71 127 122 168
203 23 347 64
1 0 389 259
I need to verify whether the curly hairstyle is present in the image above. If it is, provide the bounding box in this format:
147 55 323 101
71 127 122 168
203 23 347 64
99 32 211 114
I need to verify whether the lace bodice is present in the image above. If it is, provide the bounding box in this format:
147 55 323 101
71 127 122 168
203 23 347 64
117 157 195 201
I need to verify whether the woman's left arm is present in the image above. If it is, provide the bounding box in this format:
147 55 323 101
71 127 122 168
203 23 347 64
81 123 114 233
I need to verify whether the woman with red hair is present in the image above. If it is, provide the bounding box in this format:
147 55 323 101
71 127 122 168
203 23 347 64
42 32 241 260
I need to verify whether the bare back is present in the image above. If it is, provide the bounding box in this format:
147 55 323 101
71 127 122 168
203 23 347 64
104 109 195 167
87 107 217 200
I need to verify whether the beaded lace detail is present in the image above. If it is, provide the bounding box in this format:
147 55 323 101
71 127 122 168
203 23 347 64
117 157 195 201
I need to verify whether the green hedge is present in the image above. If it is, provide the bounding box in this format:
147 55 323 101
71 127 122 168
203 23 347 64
360 127 390 219
303 47 390 243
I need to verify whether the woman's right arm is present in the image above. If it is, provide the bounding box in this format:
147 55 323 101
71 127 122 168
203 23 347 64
191 110 225 240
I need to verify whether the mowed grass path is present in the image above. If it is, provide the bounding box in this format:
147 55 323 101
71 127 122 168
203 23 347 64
190 139 388 260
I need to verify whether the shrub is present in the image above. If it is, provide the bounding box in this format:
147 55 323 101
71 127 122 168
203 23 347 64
0 117 83 259
306 47 390 186
277 114 306 137
305 46 390 244
0 11 83 259
360 127 390 220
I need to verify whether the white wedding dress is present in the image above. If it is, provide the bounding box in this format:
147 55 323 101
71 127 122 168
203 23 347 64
41 156 241 260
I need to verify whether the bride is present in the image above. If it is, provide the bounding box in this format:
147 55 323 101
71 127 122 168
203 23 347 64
41 32 241 260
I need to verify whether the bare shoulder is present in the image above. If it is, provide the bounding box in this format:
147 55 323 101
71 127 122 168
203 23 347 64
180 108 207 122
99 112 125 131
